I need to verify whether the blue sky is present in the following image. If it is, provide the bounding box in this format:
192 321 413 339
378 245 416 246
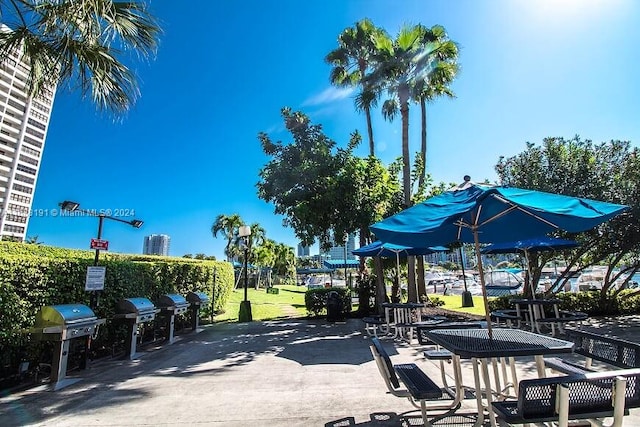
27 0 640 258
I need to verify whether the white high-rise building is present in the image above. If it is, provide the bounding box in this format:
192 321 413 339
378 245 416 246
143 234 170 256
322 233 356 261
0 31 56 241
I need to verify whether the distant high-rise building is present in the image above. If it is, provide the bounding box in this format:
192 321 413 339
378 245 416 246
297 243 310 257
143 234 170 256
0 26 56 242
322 233 356 261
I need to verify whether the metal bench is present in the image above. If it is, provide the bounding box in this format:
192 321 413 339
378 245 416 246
362 316 386 337
545 329 640 376
369 337 456 427
492 368 640 426
535 310 588 335
490 310 522 328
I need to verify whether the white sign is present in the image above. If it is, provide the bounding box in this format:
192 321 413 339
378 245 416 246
85 266 106 291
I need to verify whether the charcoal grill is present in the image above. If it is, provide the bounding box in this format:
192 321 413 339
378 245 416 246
186 291 210 331
29 304 105 390
155 294 190 344
115 297 158 359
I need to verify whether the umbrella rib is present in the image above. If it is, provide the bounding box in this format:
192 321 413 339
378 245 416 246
478 194 561 229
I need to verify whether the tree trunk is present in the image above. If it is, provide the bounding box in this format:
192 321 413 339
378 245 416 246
400 85 411 208
407 256 417 302
365 106 375 156
418 97 427 188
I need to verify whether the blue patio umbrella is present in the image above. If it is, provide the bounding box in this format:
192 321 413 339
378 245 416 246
481 237 579 296
370 177 628 332
352 241 448 299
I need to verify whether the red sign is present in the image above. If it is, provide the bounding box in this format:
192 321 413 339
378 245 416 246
90 238 109 251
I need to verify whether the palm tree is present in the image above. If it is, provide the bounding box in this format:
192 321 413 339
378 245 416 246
414 26 459 188
369 24 458 302
211 214 244 262
326 19 386 156
371 24 457 207
0 1 161 115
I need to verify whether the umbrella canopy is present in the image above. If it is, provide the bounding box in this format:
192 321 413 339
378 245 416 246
352 241 448 258
370 184 627 248
482 237 580 297
352 241 448 300
370 181 628 334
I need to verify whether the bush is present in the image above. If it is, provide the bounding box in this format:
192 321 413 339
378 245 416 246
304 287 351 317
486 289 640 316
0 242 235 390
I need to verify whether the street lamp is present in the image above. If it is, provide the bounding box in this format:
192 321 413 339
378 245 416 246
59 200 143 309
237 225 252 322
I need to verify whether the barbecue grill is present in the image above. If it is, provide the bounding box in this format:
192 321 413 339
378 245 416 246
29 304 105 390
115 297 158 359
186 291 210 331
156 294 190 344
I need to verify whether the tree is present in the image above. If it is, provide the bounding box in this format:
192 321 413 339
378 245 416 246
0 0 161 115
496 137 640 308
326 19 386 156
211 213 244 262
257 108 356 250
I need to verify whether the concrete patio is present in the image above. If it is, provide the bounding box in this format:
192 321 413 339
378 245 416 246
1 315 639 426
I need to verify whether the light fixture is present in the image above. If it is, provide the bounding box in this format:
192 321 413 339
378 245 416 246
59 200 80 212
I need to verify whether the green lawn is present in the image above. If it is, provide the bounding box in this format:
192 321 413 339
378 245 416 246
216 285 308 322
436 295 487 317
217 285 487 322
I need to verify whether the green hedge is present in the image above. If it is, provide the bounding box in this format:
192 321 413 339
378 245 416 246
304 287 352 317
0 242 234 389
487 289 640 316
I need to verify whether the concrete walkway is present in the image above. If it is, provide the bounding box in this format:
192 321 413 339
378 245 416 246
1 316 639 426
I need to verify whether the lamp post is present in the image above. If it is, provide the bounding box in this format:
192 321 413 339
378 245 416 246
237 225 252 322
59 200 143 310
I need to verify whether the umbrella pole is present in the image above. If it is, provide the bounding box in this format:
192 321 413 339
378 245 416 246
474 230 493 337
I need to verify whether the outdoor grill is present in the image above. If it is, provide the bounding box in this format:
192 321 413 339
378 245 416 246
115 297 158 359
186 291 210 331
155 294 190 344
29 304 105 390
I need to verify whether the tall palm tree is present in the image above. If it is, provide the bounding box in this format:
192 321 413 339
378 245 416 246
326 18 386 156
414 26 459 188
211 213 244 262
372 24 458 206
369 24 458 302
0 0 161 115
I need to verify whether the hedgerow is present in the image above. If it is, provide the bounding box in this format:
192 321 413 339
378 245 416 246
0 242 234 390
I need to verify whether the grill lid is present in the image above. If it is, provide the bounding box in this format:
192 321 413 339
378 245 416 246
116 297 156 314
186 291 210 304
157 293 189 308
34 304 97 327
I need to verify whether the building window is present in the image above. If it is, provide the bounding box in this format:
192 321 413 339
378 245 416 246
19 154 38 166
16 164 37 175
3 224 25 233
12 183 33 194
14 174 34 184
10 193 31 203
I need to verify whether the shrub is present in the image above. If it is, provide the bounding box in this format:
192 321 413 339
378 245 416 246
0 242 235 390
304 287 351 317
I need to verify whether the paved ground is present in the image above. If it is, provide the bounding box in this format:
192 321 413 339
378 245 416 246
1 315 639 426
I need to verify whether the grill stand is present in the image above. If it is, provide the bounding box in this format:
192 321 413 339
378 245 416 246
190 306 202 332
50 340 81 391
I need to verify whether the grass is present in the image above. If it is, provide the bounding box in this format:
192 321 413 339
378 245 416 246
436 295 488 317
216 285 308 322
217 284 489 322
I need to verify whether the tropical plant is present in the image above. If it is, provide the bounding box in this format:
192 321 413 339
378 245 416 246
0 0 161 115
211 213 244 262
326 18 387 156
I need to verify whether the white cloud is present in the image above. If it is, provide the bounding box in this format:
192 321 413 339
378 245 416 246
302 87 354 107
